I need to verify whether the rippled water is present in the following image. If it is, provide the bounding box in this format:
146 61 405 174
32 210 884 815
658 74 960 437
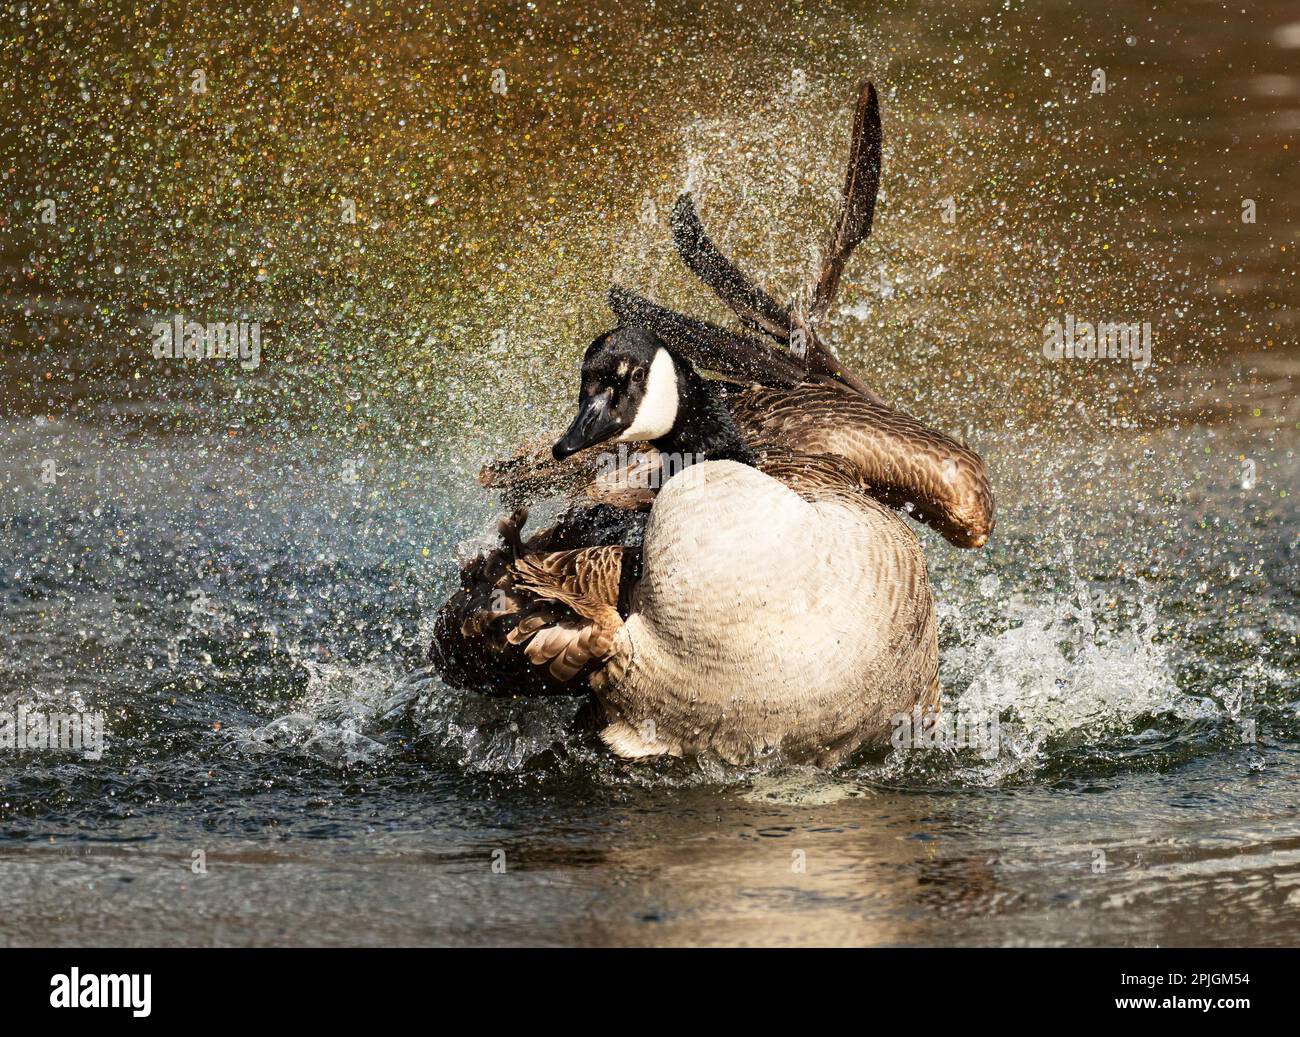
1 0 1297 945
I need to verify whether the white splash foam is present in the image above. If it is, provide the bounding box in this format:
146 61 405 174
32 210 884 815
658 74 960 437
408 671 584 773
239 660 400 766
929 579 1221 783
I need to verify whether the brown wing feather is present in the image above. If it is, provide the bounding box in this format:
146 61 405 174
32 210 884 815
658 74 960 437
504 547 627 682
731 383 995 548
811 81 882 319
480 435 661 512
754 448 867 501
511 547 624 623
429 504 642 693
670 193 793 340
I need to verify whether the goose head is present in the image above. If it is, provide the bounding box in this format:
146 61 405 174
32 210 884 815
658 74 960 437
552 326 755 466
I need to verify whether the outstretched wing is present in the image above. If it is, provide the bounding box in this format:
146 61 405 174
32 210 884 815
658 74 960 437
810 81 882 320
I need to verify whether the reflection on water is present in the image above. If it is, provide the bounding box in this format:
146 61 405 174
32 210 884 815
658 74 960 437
1 0 1297 946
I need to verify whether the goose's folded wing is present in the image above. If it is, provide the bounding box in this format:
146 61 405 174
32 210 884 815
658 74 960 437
731 384 995 548
754 449 867 502
506 547 628 682
430 503 645 694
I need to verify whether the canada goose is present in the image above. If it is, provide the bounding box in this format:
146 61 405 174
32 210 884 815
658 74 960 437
430 80 995 765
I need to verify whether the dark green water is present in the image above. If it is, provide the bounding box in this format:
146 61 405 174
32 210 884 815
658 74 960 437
1 0 1296 945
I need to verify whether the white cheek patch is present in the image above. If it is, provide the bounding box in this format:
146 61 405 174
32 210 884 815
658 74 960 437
618 348 678 442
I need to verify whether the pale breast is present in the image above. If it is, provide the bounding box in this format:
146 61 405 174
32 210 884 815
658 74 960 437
601 460 938 764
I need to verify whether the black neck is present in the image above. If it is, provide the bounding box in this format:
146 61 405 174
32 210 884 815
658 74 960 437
650 357 756 466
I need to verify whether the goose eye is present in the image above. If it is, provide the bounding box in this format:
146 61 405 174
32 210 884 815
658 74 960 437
631 367 646 384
